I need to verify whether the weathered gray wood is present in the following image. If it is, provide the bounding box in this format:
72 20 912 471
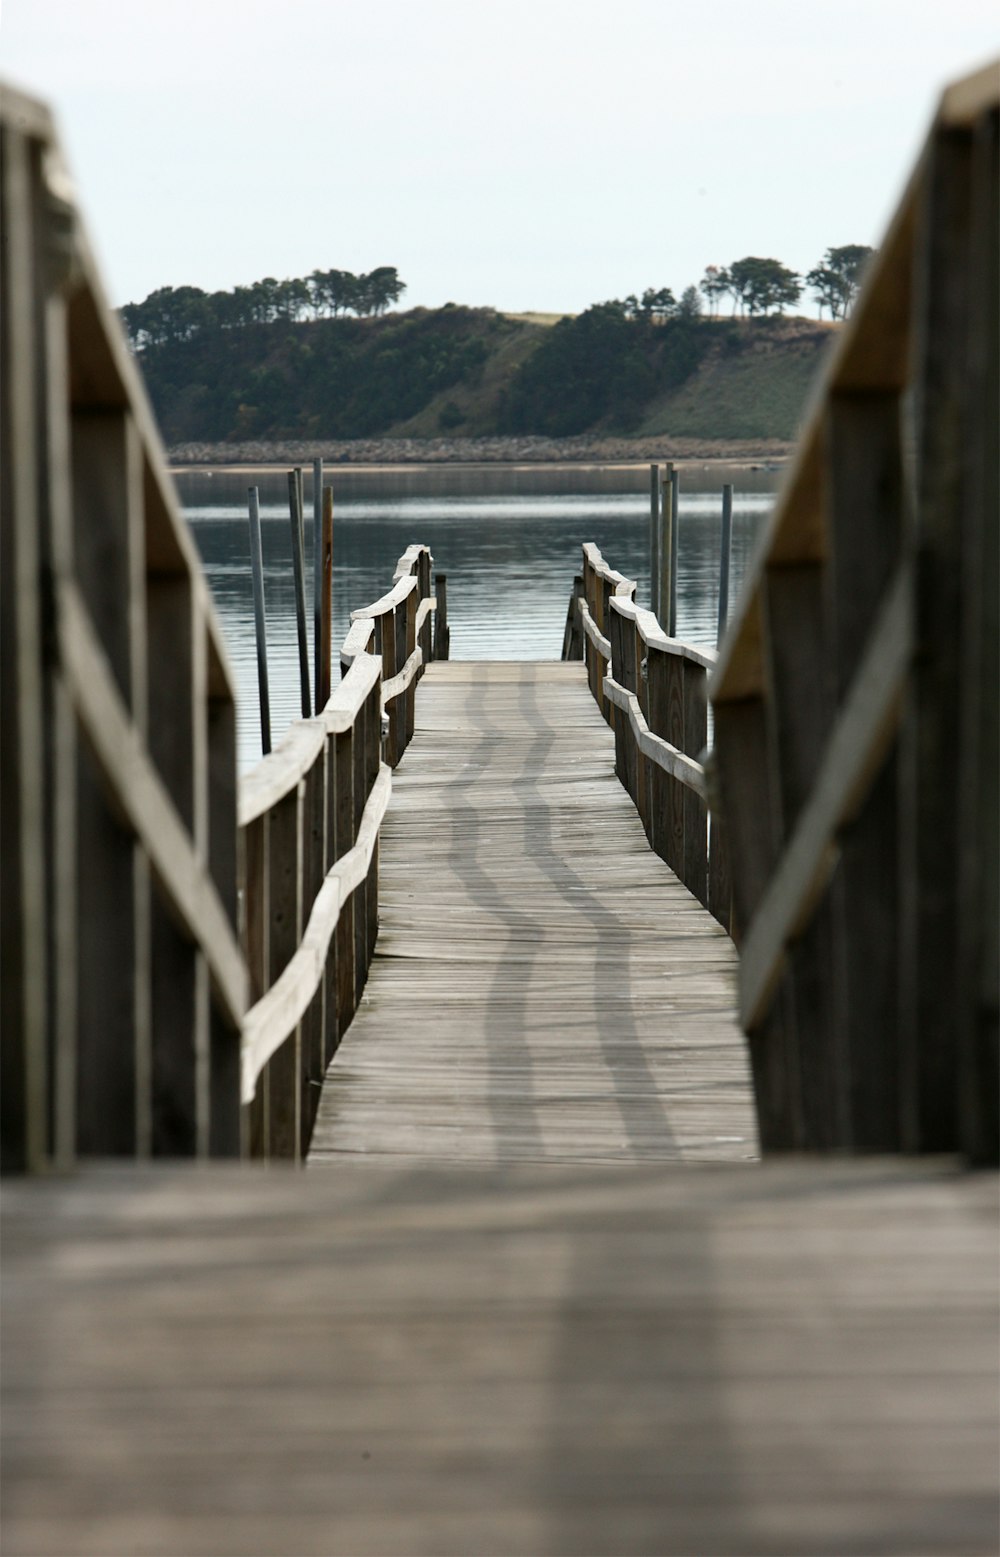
299 747 327 1146
244 813 269 1158
707 811 732 934
313 662 756 1169
0 120 49 1171
659 465 673 633
146 571 202 1156
899 124 974 1151
649 462 661 618
717 483 733 646
681 662 708 905
364 684 381 966
72 409 146 1156
826 393 905 1150
333 725 357 1042
288 469 312 718
312 457 323 716
957 106 999 1165
739 571 909 1038
206 686 242 1156
247 486 270 755
58 583 247 1031
319 484 333 712
265 788 302 1159
669 465 680 636
352 692 369 1006
5 1159 997 1557
762 562 838 1147
433 572 449 660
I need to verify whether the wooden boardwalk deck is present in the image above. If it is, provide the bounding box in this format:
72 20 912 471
4 1161 997 1556
310 661 758 1167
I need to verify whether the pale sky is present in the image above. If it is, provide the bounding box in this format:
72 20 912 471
2 0 997 313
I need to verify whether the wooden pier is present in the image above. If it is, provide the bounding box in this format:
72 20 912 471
310 661 756 1167
3 63 998 1557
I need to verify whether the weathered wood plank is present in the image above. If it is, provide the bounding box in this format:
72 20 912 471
312 662 756 1167
3 1160 996 1557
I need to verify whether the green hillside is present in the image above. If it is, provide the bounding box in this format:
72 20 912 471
131 305 836 447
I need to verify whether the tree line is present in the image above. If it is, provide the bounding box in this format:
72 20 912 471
697 246 874 320
120 267 406 351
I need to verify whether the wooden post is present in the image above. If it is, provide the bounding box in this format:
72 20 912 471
682 662 709 906
318 484 333 712
299 747 326 1148
266 787 302 1160
404 583 417 748
658 465 673 633
333 725 356 1042
718 484 733 647
247 486 271 756
287 470 311 718
312 456 323 712
669 466 680 637
649 463 661 618
434 573 449 660
561 575 584 660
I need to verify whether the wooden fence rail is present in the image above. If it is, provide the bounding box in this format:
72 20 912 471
572 543 731 928
1 84 245 1170
0 80 443 1171
709 61 998 1162
239 545 435 1160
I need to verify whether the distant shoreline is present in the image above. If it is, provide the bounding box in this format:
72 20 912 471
168 435 793 475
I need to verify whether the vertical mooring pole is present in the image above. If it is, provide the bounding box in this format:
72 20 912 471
434 574 450 660
312 456 323 714
717 483 734 647
288 469 311 718
319 484 334 711
649 463 661 619
247 486 271 755
669 465 680 637
658 463 674 634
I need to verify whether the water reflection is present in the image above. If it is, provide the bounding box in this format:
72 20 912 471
178 467 777 771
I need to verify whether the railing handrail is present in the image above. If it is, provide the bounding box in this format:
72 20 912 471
237 541 440 1158
576 541 731 928
704 58 998 1160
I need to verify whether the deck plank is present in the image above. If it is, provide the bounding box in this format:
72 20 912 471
3 1161 996 1557
310 661 758 1166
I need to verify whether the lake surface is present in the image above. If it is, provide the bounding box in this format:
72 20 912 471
177 465 779 771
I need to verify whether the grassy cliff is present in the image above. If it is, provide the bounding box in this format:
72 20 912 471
135 306 836 448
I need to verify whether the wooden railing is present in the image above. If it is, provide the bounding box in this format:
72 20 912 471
2 83 245 1169
239 547 435 1160
574 544 731 927
0 80 443 1171
709 61 998 1161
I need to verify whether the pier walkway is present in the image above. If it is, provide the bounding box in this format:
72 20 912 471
310 661 756 1166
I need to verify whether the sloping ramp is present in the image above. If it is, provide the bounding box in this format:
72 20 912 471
310 662 757 1165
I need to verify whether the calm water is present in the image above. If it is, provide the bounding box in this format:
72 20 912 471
177 466 778 771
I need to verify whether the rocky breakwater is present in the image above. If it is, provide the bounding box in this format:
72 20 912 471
169 435 793 467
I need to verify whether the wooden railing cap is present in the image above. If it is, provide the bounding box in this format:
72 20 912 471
350 572 418 621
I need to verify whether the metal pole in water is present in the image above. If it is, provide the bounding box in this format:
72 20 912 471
288 469 311 718
319 485 334 711
312 457 323 714
658 463 673 636
649 463 661 619
717 483 734 647
247 485 271 755
669 465 680 637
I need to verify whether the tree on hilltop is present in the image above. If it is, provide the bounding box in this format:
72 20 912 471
698 265 730 317
727 257 801 316
806 244 875 319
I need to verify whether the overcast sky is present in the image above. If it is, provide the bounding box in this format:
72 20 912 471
3 1 997 313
